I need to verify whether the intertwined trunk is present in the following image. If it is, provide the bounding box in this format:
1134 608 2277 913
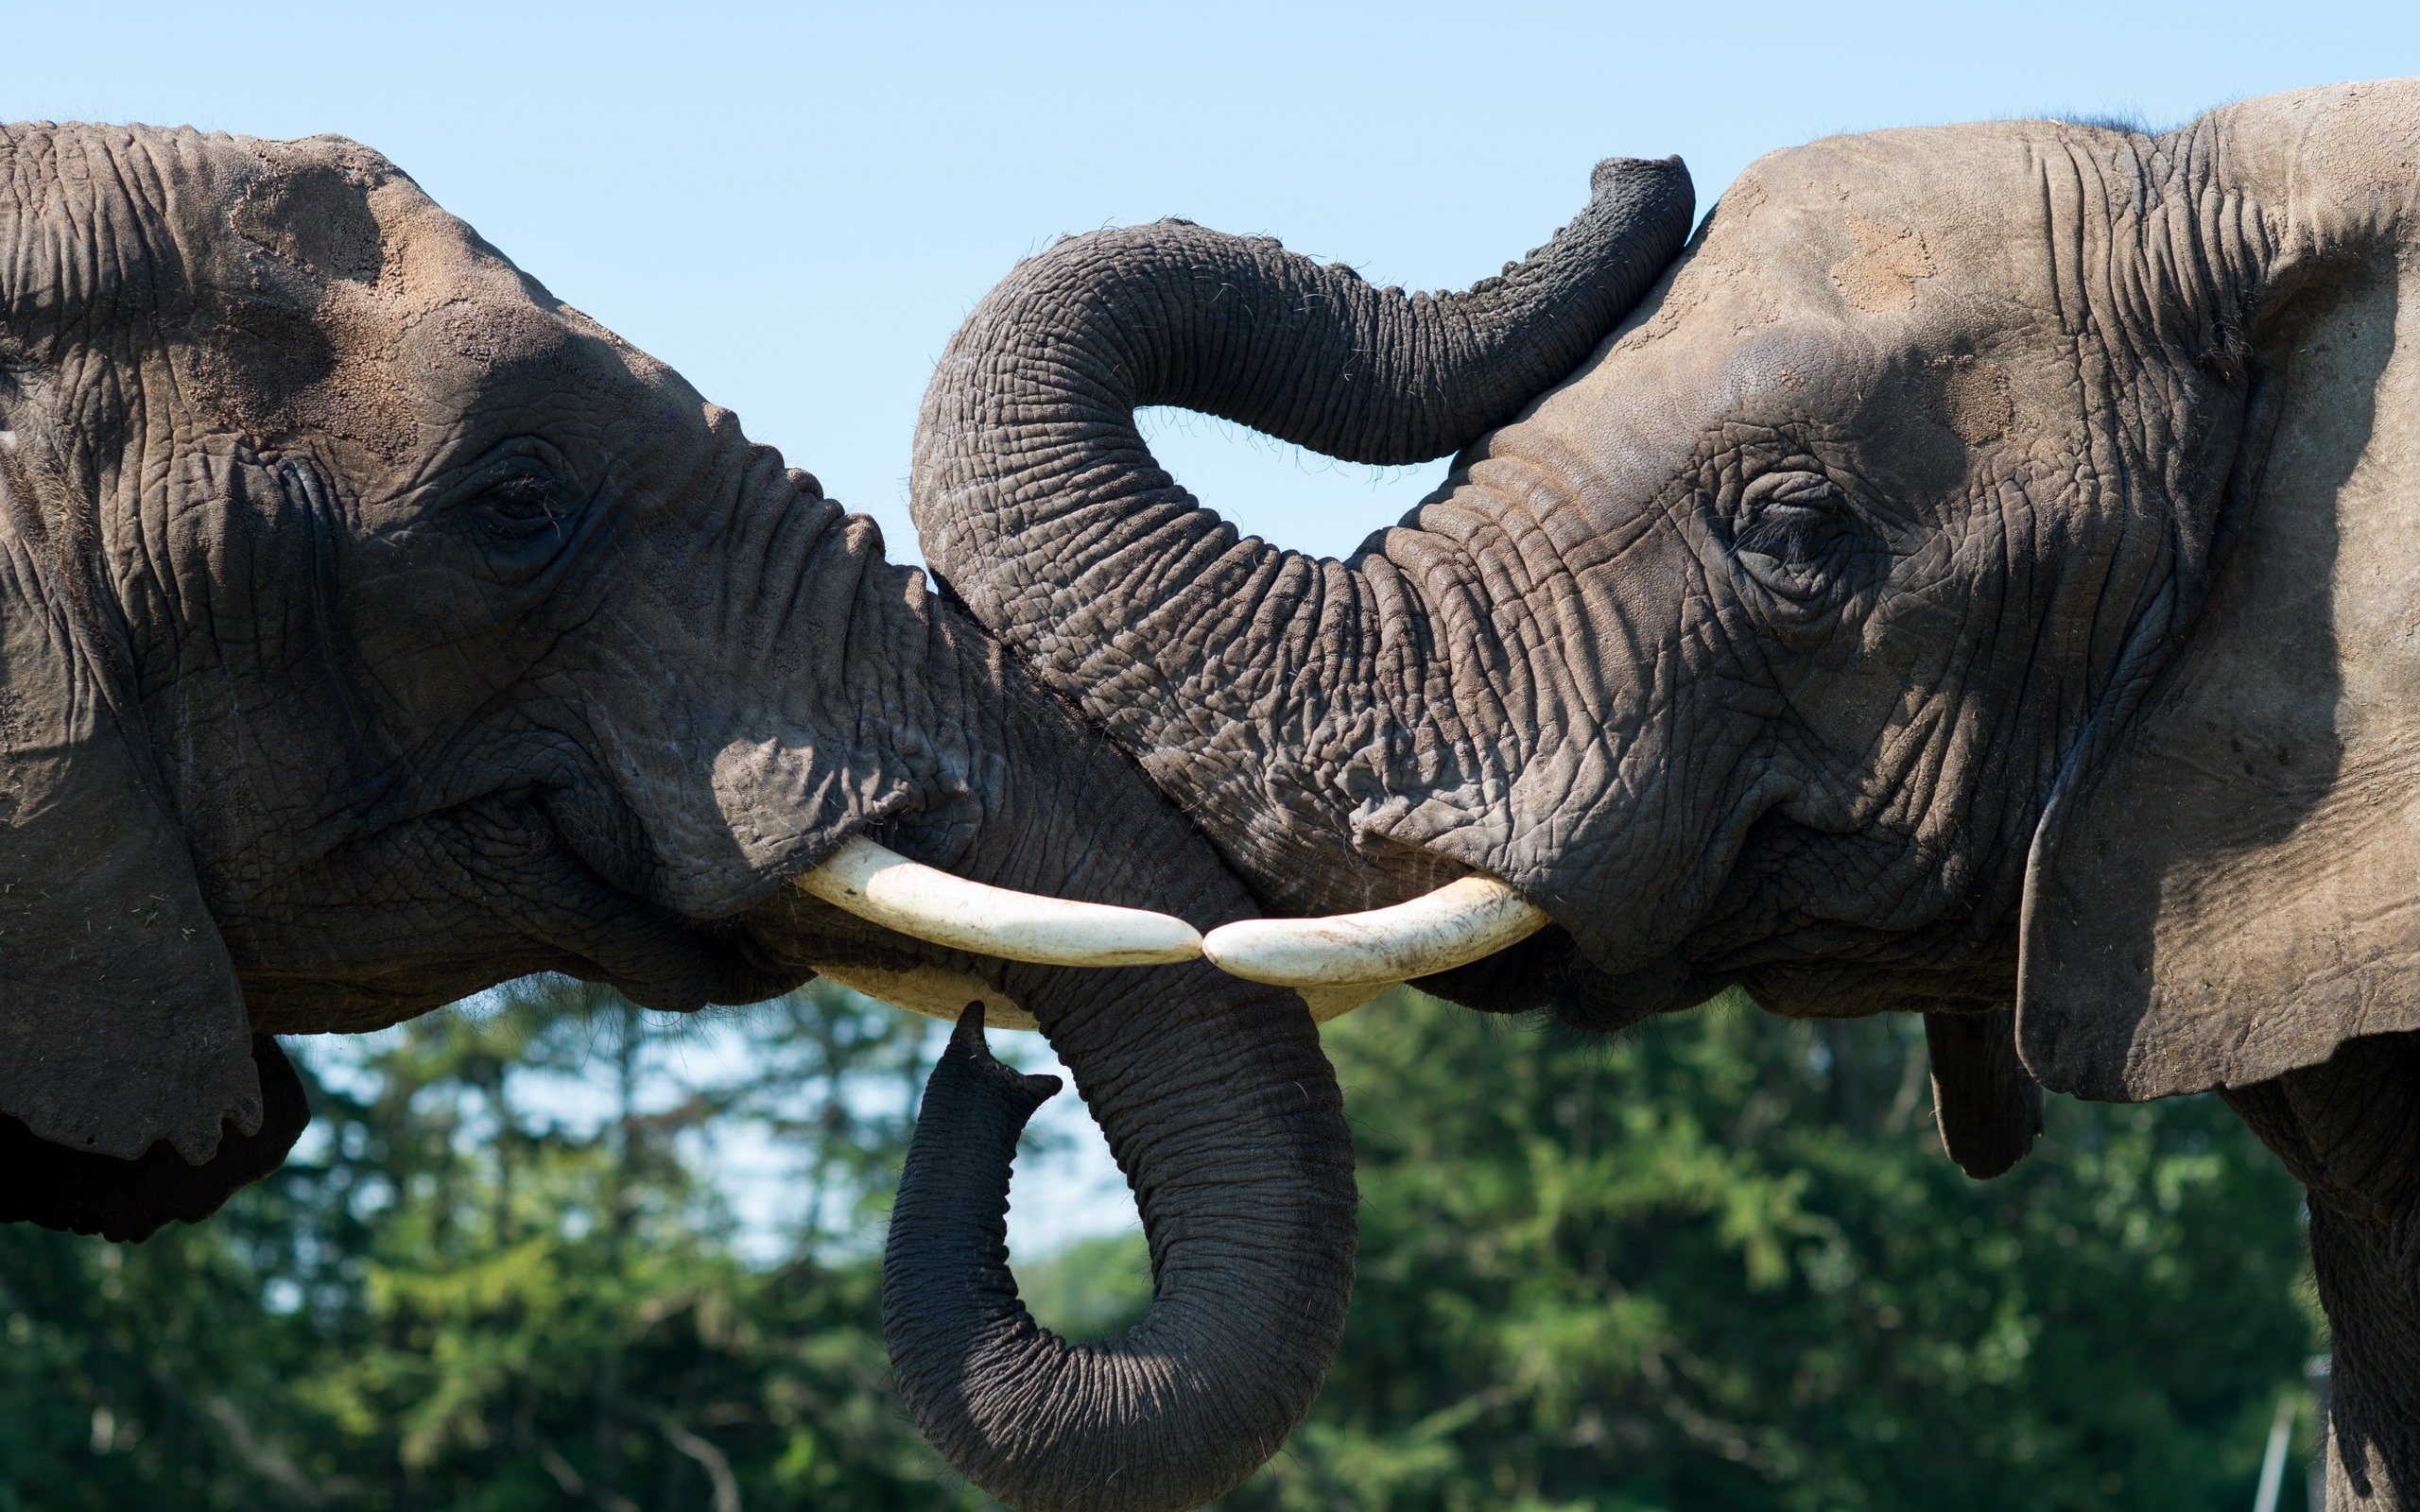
895 673 1357 1511
732 544 1358 1511
886 957 1351 1512
910 158 1692 919
890 173 1694 1482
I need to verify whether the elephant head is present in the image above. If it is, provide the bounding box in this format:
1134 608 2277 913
914 80 2420 1115
0 124 1354 1511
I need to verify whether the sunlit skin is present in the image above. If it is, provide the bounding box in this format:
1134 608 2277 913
917 83 2420 1504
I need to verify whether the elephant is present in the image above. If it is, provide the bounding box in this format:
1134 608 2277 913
911 80 2420 1506
0 124 1365 1512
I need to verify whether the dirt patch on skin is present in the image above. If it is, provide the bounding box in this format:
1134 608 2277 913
1931 353 2014 443
1719 171 1770 221
1614 180 1781 352
194 143 428 461
231 153 387 284
1831 215 1935 313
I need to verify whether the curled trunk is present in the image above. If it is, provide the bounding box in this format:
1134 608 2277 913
888 985 1350 1512
910 158 1693 918
788 162 1691 1500
750 629 1358 1511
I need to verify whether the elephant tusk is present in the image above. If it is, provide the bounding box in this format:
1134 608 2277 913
1295 981 1399 1022
795 835 1204 968
1201 875 1548 987
811 961 1039 1032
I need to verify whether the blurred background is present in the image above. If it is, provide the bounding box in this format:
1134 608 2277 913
7 0 2413 1505
0 985 2322 1510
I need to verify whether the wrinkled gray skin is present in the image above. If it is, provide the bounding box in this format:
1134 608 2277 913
0 125 1356 1512
918 82 2420 1505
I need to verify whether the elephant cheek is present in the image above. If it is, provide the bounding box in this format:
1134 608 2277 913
700 735 918 911
565 733 913 923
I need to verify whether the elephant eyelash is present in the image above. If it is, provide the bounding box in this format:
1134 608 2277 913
1729 470 1861 604
471 468 573 540
1737 501 1838 553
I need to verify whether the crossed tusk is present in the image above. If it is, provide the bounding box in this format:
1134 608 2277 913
1201 875 1549 988
798 836 1547 1005
796 836 1205 967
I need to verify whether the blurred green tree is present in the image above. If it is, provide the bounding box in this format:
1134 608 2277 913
0 983 2325 1512
1225 989 2322 1512
0 979 979 1511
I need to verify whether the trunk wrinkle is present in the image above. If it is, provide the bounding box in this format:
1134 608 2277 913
858 662 1356 1512
888 980 1352 1512
912 159 1692 919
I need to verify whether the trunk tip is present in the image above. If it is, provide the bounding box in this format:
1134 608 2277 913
950 1001 1063 1107
1583 154 1696 235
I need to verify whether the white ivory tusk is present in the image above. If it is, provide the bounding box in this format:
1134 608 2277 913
1202 875 1548 987
1295 982 1398 1022
813 962 1039 1032
795 835 1204 968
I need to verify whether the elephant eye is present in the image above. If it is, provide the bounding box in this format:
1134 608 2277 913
1732 468 1853 603
475 469 566 536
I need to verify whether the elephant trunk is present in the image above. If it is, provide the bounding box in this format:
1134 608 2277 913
852 657 1355 1512
909 158 1692 913
887 971 1350 1512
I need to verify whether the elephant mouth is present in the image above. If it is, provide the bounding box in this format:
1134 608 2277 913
475 747 1558 1017
225 791 788 1031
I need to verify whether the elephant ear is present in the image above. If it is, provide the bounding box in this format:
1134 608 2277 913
0 444 260 1163
0 1036 306 1241
2016 246 2420 1101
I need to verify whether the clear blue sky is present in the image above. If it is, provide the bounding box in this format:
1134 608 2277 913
19 1 2420 560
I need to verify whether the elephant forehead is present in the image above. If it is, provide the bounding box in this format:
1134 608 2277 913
205 135 524 318
327 287 683 444
1529 129 2115 491
164 134 618 448
1522 318 1891 488
1628 125 2073 357
1741 128 2060 283
396 297 580 379
225 146 602 380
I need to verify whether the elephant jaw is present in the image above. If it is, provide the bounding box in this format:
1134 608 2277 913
796 834 1549 1019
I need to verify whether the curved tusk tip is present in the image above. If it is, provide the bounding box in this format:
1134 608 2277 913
1201 876 1548 988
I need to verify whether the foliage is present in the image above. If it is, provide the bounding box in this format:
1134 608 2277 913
1230 990 2321 1512
0 980 977 1512
1011 1233 1155 1346
0 982 2322 1511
